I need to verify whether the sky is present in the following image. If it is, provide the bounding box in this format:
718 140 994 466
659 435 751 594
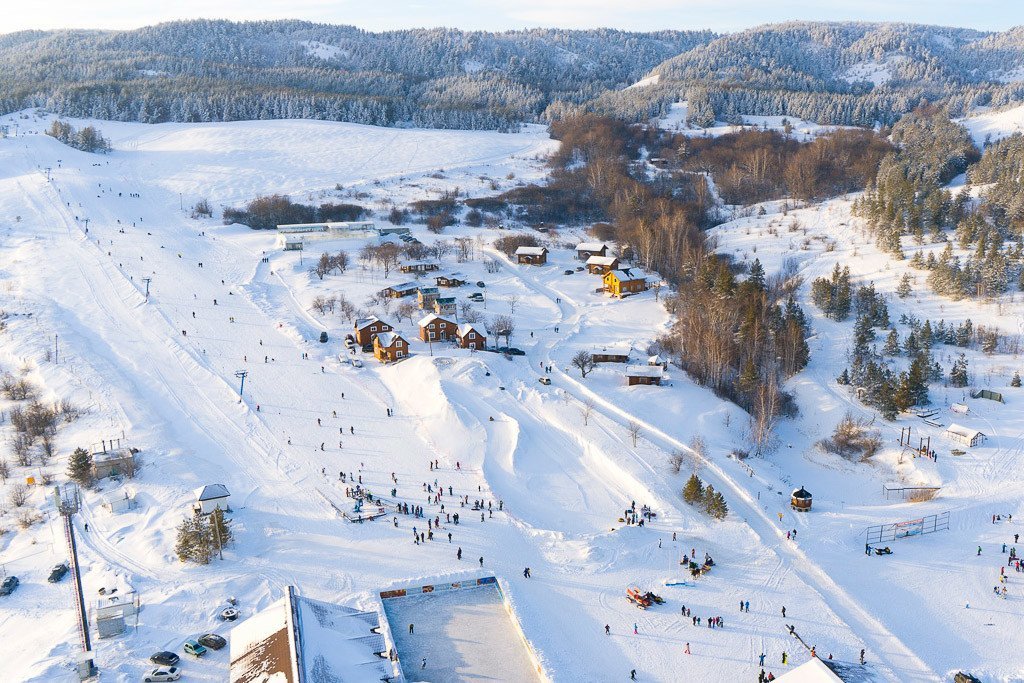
3 0 1023 34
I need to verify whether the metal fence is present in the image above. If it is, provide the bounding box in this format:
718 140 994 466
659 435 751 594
865 511 950 545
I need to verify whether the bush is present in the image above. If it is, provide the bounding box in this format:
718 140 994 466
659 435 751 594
493 234 539 257
817 412 882 460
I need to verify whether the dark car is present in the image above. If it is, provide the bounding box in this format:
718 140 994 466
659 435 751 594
564 269 574 275
476 281 485 288
47 563 69 583
318 331 329 343
149 651 180 666
198 633 227 650
0 576 18 595
497 347 525 356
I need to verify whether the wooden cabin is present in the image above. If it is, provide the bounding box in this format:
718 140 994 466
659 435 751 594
603 268 649 297
626 365 663 386
593 346 631 363
417 286 440 310
400 260 440 274
418 314 457 342
586 255 619 274
353 317 393 346
435 272 467 288
381 282 419 299
576 242 609 260
515 246 548 265
373 332 408 363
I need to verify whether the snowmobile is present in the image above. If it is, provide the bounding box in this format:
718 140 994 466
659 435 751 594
642 591 665 604
873 546 893 556
626 587 652 609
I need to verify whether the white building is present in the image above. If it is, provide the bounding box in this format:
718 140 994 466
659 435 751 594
194 484 231 515
944 424 986 448
275 221 376 247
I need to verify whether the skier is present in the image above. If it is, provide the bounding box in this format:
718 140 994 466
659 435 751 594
630 670 636 680
781 606 786 618
605 624 610 635
782 652 788 665
457 547 462 560
479 556 484 567
859 649 865 665
421 658 426 669
633 623 638 635
745 601 750 612
978 546 982 556
684 642 690 655
759 653 766 666
523 567 531 578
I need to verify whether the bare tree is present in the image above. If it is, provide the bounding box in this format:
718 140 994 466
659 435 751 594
490 314 515 347
0 458 9 482
454 237 474 263
460 302 482 324
395 301 418 324
580 398 595 426
39 434 55 466
311 253 331 280
8 482 28 507
669 450 684 474
375 243 401 278
311 295 328 315
336 294 357 322
430 240 454 261
507 294 521 316
571 350 595 378
626 420 642 447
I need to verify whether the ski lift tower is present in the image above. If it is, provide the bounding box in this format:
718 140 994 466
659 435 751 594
55 483 97 679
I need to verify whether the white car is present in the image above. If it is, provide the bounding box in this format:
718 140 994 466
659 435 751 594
350 357 363 368
143 667 181 682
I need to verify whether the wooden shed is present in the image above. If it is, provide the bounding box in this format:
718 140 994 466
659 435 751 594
791 486 812 512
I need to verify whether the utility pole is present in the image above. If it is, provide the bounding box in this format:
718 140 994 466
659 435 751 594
179 193 183 212
55 334 59 364
142 277 151 300
234 371 248 400
44 167 52 181
56 484 96 680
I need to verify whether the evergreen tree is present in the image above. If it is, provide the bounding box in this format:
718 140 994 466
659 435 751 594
67 447 93 487
949 354 970 388
747 258 766 290
897 273 914 298
836 368 850 385
1011 371 1022 388
883 329 900 356
682 473 704 505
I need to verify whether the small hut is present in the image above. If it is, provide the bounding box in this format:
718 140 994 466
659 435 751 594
791 486 812 512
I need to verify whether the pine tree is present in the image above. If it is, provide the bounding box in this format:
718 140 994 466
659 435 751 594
883 329 900 356
747 258 766 290
67 447 94 487
682 473 704 505
836 368 850 385
1011 371 1022 388
949 354 969 388
897 273 913 298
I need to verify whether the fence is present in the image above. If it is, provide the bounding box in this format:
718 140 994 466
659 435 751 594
865 511 950 545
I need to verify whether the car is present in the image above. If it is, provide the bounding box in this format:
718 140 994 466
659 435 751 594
183 639 208 657
564 269 574 275
476 281 485 288
220 606 240 621
361 343 374 353
143 667 181 682
318 331 329 343
349 358 363 368
0 576 19 596
538 377 551 385
575 266 585 271
497 347 525 356
198 633 227 650
48 563 69 583
149 652 180 667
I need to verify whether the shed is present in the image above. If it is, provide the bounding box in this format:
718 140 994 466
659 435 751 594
626 365 663 386
586 255 619 274
791 486 812 512
944 424 986 447
103 489 138 515
593 346 631 363
194 484 231 515
92 447 136 480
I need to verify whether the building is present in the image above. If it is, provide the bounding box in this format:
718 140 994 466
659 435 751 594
648 354 667 368
576 242 609 260
435 272 468 288
791 486 812 512
417 286 440 310
434 296 457 317
91 446 136 480
381 282 419 299
944 424 986 447
399 260 440 274
515 246 548 265
456 323 486 350
194 484 230 515
378 226 411 236
603 268 649 297
282 235 304 251
418 314 458 342
774 657 844 682
353 317 393 346
626 365 663 386
229 585 390 683
593 346 631 363
374 332 409 363
586 255 619 274
275 221 376 246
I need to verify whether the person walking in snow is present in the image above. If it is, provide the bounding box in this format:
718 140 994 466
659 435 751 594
978 546 983 556
781 652 788 665
633 623 638 635
781 606 786 618
684 642 690 655
759 653 765 666
479 556 484 567
523 567 531 578
605 624 610 635
421 658 426 669
409 623 414 634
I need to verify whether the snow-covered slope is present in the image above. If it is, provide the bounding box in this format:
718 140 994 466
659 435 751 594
958 103 1024 146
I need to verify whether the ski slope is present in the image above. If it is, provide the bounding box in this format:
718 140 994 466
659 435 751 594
0 110 1018 683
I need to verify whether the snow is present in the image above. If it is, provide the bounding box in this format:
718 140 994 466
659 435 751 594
0 106 1019 683
626 73 661 90
958 103 1024 146
988 65 1024 84
381 583 539 682
657 102 849 140
299 41 346 61
775 657 843 682
840 56 908 86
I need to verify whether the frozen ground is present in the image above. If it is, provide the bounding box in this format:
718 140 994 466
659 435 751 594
0 108 1020 683
958 103 1024 146
382 584 539 683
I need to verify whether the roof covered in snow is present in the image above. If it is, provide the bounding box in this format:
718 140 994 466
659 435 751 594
515 246 547 256
229 586 388 683
195 484 230 501
945 423 984 440
418 314 453 327
775 657 844 682
375 331 405 347
576 242 608 251
607 267 648 282
586 255 618 266
457 323 482 336
626 365 663 378
353 316 382 330
384 282 419 293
